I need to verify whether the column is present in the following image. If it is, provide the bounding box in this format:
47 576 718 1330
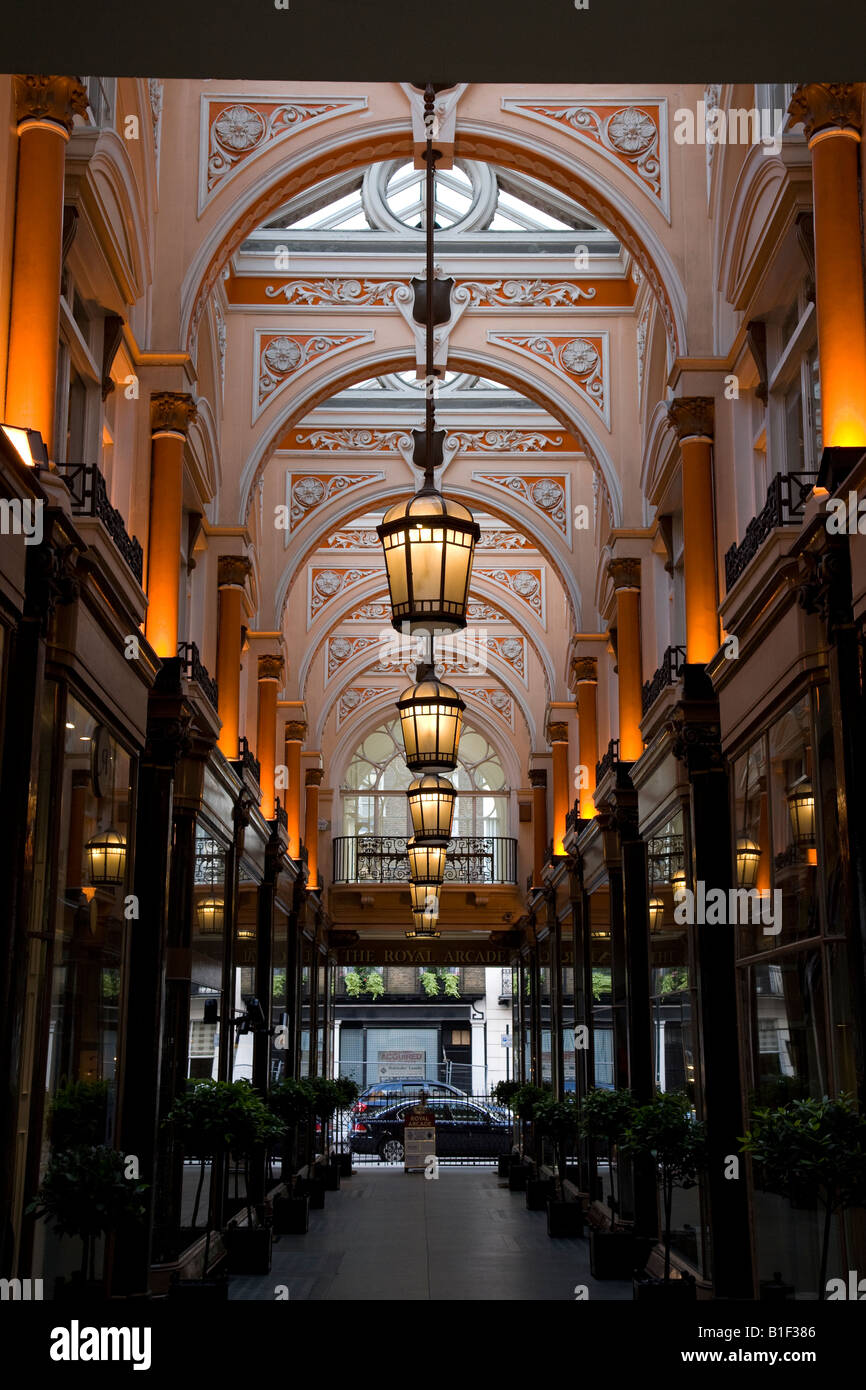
546 717 570 857
573 658 599 819
305 768 324 888
145 393 197 657
256 654 284 819
608 559 643 763
529 768 547 887
5 76 87 452
668 398 719 665
789 84 866 449
285 719 306 860
215 554 252 760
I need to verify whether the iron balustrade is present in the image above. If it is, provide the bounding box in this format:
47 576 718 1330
595 738 620 784
178 641 219 712
57 462 143 582
235 735 261 785
332 834 518 884
724 471 817 592
642 644 687 715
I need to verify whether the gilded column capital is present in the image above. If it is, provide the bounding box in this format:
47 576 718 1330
217 554 253 590
571 656 598 686
667 396 714 442
150 391 198 436
608 557 641 592
13 75 88 133
257 653 284 683
528 768 547 789
788 83 863 142
305 768 324 788
285 720 307 742
546 721 569 744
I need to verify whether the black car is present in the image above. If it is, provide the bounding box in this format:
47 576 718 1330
350 1097 512 1163
350 1078 467 1123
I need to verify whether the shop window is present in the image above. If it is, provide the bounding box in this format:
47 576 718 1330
768 694 820 944
450 1030 471 1047
189 827 228 1080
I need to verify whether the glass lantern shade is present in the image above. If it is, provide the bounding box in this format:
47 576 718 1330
410 881 441 915
735 836 762 889
787 779 816 849
406 775 456 841
196 896 225 934
671 867 687 902
410 910 441 937
648 896 665 932
397 675 465 773
407 837 447 886
377 489 480 632
237 922 257 941
85 827 127 886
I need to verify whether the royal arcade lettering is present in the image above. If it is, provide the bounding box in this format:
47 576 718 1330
334 944 577 967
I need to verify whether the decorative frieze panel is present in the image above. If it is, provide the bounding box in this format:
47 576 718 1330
322 528 384 550
327 633 380 677
341 594 512 624
472 473 570 537
488 332 609 426
476 528 534 551
200 94 367 210
447 428 569 453
337 686 388 728
462 688 514 728
308 566 381 625
475 568 546 624
255 331 373 418
501 97 669 219
264 277 408 307
226 274 634 311
287 472 384 531
291 426 415 457
282 425 578 455
456 278 597 308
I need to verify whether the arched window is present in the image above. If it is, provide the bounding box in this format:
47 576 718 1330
341 719 509 839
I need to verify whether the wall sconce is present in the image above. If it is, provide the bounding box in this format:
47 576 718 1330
1 423 49 468
648 896 665 932
196 896 225 934
85 827 127 886
787 777 816 850
735 836 761 889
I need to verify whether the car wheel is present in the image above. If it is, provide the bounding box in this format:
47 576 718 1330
378 1137 404 1163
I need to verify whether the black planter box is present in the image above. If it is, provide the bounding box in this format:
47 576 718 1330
298 1177 326 1209
508 1163 530 1192
320 1161 341 1191
547 1201 584 1238
590 1229 636 1279
633 1274 697 1302
224 1225 273 1275
337 1153 353 1177
168 1276 229 1302
273 1194 310 1234
526 1177 555 1211
53 1276 104 1303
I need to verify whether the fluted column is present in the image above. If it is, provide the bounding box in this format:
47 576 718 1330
256 654 284 819
546 716 570 857
572 658 598 819
5 76 87 453
609 558 643 763
305 768 324 888
529 768 547 887
285 719 306 860
668 397 719 664
789 84 866 449
145 392 197 657
215 554 252 760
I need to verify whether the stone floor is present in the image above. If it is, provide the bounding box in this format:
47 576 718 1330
228 1165 632 1301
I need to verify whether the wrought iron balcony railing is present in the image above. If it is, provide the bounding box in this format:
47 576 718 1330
178 641 219 712
724 471 817 592
642 644 687 716
57 462 143 582
332 835 518 885
235 735 261 785
595 738 620 784
565 799 580 835
272 798 288 832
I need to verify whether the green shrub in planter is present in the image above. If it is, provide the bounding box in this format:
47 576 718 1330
306 1077 343 1159
740 1093 866 1300
48 1079 109 1149
269 1078 314 1178
28 1145 148 1286
490 1080 521 1112
580 1087 638 1276
621 1092 706 1290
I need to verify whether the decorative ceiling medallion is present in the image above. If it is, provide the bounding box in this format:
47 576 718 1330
461 687 515 728
501 98 669 220
368 633 527 683
487 634 527 682
487 332 609 426
308 566 381 626
327 634 380 678
264 277 408 307
255 331 373 418
200 95 368 210
475 568 546 624
457 278 597 308
337 686 388 728
287 472 383 531
473 473 570 537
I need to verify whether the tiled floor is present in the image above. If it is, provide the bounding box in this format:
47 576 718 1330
228 1166 632 1301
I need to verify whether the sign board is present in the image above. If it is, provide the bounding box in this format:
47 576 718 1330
333 943 575 968
501 1034 512 1048
403 1103 436 1172
377 1049 426 1080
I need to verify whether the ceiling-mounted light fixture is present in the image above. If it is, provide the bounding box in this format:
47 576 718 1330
85 827 127 887
406 774 456 841
407 836 447 886
196 896 225 935
397 663 465 773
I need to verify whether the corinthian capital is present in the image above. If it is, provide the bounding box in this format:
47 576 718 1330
571 657 598 686
667 396 714 443
14 75 88 132
257 654 284 683
285 720 307 742
788 83 863 142
546 721 569 744
217 554 253 590
608 557 641 592
151 391 197 436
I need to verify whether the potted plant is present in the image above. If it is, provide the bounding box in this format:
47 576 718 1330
534 1096 583 1237
306 1077 344 1188
28 1145 148 1300
219 1082 283 1274
508 1082 550 1189
740 1093 866 1300
491 1080 521 1175
621 1091 706 1300
579 1087 637 1277
269 1078 315 1233
333 1076 360 1175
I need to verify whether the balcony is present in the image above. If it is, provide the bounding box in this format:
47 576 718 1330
595 738 620 784
178 641 219 713
724 471 816 592
642 645 686 716
57 462 143 583
332 835 518 885
234 735 261 785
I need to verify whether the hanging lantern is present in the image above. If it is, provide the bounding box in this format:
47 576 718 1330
787 777 815 849
671 867 687 904
410 909 441 937
407 836 447 886
397 665 464 773
196 896 225 934
85 827 127 887
237 921 257 941
406 774 456 841
648 896 665 933
406 919 441 939
410 882 440 916
378 486 481 633
735 836 762 889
